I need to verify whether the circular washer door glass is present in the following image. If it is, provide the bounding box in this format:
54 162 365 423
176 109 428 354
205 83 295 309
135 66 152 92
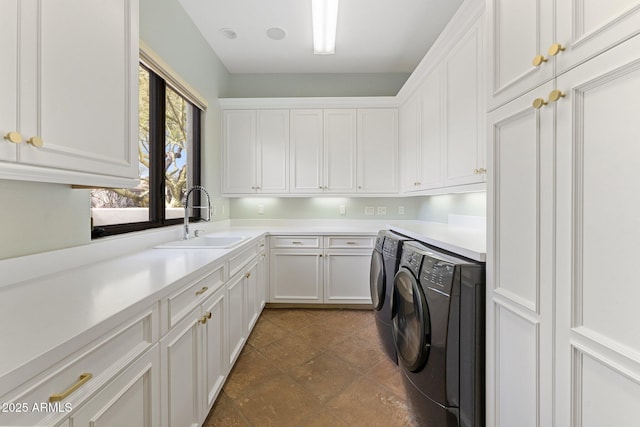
392 268 431 372
370 250 385 310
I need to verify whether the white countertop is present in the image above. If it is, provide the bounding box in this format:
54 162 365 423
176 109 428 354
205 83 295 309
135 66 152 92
0 219 485 395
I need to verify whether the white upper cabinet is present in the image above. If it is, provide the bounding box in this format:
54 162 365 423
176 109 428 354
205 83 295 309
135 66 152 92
399 92 421 193
223 110 256 194
487 0 640 110
222 109 289 194
486 0 554 110
290 109 324 194
357 108 398 193
444 19 485 186
0 0 139 187
0 0 18 162
257 110 289 193
324 109 357 193
555 0 640 75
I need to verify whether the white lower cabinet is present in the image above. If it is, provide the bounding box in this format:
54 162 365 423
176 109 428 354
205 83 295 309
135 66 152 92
201 290 226 414
67 345 160 427
160 303 204 427
269 235 374 304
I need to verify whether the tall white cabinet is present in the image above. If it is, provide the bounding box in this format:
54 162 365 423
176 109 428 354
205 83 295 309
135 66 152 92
486 0 640 425
0 0 139 187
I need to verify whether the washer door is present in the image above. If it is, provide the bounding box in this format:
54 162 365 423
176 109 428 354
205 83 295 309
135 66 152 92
369 250 385 310
392 268 431 372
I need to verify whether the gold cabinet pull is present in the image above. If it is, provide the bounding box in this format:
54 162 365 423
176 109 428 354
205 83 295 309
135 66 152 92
532 98 548 109
548 89 565 102
532 54 547 67
245 272 251 278
27 136 44 147
195 286 208 296
4 131 22 144
548 43 565 56
199 315 208 324
206 311 212 319
49 373 92 402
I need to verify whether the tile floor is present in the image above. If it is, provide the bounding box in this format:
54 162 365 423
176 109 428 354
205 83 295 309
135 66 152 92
203 308 419 427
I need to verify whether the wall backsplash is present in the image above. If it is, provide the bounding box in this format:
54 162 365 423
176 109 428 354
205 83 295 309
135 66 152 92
229 197 421 220
228 192 487 222
416 192 487 223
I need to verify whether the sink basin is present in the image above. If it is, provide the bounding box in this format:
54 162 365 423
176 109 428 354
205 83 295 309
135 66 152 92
155 235 249 249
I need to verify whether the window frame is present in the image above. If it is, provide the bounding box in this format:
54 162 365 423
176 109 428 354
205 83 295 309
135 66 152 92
91 64 202 238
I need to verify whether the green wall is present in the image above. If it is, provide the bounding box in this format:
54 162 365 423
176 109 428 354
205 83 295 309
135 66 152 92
226 73 410 98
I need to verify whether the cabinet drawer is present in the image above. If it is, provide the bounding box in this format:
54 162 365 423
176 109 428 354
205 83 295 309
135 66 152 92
0 308 156 427
229 244 258 278
270 236 321 248
167 264 224 328
324 236 375 249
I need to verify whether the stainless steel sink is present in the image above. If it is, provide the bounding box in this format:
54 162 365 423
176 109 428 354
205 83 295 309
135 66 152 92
155 235 249 249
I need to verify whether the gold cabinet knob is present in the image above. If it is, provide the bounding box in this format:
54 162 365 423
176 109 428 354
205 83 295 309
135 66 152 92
532 98 548 109
4 131 22 144
548 90 565 102
548 43 565 56
206 311 212 319
200 315 208 324
532 55 548 67
27 136 44 147
245 272 251 278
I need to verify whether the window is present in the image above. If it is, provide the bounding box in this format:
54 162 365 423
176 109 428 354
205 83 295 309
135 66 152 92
91 64 202 237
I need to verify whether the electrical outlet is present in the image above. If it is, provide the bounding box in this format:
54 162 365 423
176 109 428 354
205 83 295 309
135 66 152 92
377 206 387 215
398 206 405 215
365 206 375 216
257 204 264 214
339 205 346 215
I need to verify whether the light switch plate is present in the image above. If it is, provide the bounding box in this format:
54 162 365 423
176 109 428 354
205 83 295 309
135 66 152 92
257 204 264 214
365 206 375 216
398 206 405 215
339 205 346 215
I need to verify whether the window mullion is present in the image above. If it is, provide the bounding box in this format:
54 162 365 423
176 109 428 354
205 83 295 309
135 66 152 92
148 72 166 224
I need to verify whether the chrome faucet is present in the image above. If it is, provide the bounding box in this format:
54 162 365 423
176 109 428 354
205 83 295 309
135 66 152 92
183 185 212 240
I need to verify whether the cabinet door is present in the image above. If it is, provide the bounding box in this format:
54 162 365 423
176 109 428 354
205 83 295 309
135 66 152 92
269 249 323 303
399 93 421 193
444 20 485 187
324 109 356 192
223 110 257 194
201 289 226 413
357 108 398 193
0 0 18 162
244 260 260 334
70 346 160 427
227 272 246 366
486 80 555 427
257 110 289 193
290 109 323 193
419 66 444 190
486 0 554 110
160 307 201 427
556 0 640 75
555 35 640 427
18 0 138 179
323 250 373 304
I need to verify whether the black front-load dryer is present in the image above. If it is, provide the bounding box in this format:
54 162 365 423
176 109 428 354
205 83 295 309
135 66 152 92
392 241 485 427
370 230 412 364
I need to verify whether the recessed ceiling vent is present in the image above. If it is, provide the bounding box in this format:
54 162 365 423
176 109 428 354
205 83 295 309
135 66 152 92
220 28 238 39
266 27 287 41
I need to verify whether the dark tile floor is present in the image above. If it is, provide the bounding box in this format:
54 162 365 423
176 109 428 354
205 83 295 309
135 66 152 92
203 308 419 427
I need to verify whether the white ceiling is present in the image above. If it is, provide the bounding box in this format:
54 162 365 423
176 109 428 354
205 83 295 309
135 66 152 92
178 0 464 74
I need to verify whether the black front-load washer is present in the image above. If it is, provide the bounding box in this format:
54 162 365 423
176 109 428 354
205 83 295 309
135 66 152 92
392 241 485 427
370 230 412 364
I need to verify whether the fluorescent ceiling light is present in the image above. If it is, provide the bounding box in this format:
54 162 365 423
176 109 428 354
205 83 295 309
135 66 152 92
312 0 339 54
